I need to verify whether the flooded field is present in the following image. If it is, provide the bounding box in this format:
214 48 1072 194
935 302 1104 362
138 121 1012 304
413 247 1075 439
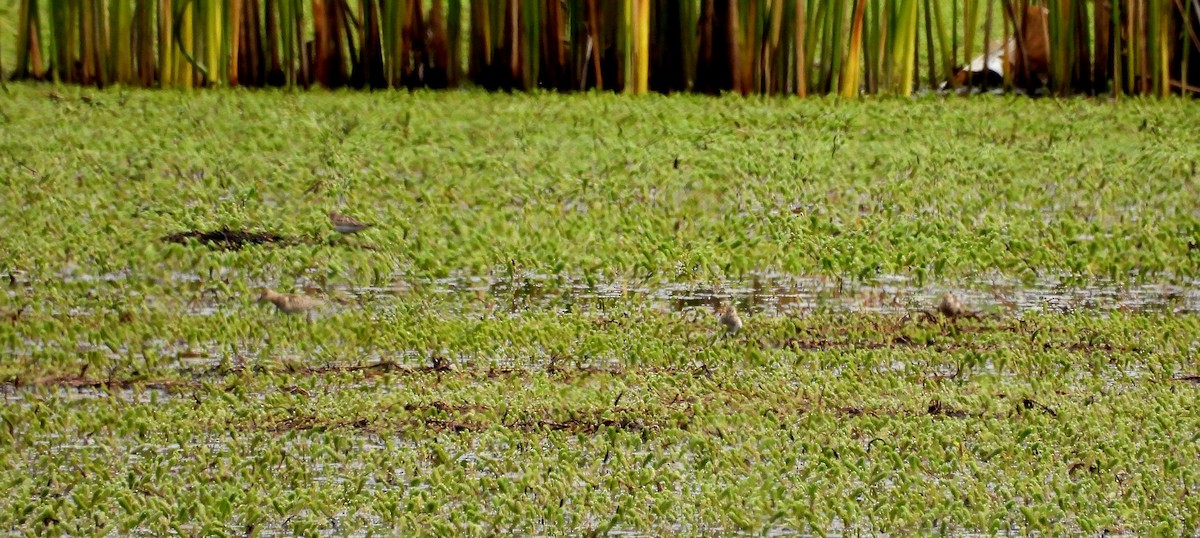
1 86 1199 535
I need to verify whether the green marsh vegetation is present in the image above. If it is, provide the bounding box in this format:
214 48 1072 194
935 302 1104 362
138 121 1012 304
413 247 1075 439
2 86 1200 534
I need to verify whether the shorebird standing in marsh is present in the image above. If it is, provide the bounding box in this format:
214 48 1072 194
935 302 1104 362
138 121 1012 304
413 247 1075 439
933 292 985 322
257 288 323 317
938 292 967 319
902 292 986 325
328 210 373 235
717 301 743 335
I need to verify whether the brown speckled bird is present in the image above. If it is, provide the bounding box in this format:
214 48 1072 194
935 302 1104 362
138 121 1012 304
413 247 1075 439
258 288 323 315
717 301 743 335
938 292 967 318
328 210 373 234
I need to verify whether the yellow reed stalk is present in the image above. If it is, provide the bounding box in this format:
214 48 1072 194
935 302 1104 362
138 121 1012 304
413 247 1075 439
205 0 221 85
176 2 194 87
112 0 134 83
841 0 867 97
795 0 807 96
160 0 174 87
634 0 649 93
1157 0 1169 96
894 0 918 95
229 0 243 85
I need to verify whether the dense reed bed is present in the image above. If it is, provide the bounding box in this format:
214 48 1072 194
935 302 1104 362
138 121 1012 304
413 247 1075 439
8 0 1200 96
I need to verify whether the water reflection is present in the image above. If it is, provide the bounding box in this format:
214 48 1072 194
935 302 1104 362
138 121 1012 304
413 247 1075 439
348 272 1200 317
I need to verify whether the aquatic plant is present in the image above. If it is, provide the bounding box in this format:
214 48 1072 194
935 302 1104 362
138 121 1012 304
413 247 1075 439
1 87 1199 534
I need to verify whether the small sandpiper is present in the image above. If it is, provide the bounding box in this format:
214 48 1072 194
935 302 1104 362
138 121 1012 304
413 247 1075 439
328 210 373 234
937 292 966 319
258 288 323 315
717 301 743 335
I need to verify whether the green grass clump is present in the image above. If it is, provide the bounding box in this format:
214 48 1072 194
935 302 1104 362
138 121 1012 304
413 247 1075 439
1 85 1199 535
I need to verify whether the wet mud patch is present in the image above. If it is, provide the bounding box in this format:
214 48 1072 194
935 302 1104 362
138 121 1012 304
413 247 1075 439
161 228 293 250
259 403 661 435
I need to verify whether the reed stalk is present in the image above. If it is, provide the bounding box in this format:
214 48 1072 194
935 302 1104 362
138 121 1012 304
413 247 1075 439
841 0 867 97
